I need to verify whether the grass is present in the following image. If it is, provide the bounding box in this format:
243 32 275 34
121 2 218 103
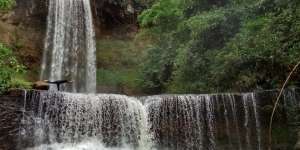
9 75 32 89
97 68 141 90
96 38 140 68
95 35 149 94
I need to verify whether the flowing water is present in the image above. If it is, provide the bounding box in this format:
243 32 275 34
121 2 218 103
40 0 96 93
20 91 152 150
144 94 263 150
18 91 272 150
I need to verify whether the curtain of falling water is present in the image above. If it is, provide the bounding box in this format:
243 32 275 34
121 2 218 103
19 91 272 150
20 91 153 149
145 94 263 150
228 94 243 150
242 94 252 150
40 0 96 93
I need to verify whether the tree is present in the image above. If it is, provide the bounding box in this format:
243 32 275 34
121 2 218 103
138 0 300 93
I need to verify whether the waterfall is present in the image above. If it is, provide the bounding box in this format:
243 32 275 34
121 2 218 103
205 96 216 150
19 91 268 150
41 0 96 93
242 93 262 150
221 96 233 149
20 91 152 149
228 94 243 150
249 93 262 150
145 94 263 150
19 92 149 146
242 94 251 150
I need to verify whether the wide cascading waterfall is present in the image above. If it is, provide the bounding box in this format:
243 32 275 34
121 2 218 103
19 91 152 150
144 93 264 150
40 0 96 93
20 90 297 150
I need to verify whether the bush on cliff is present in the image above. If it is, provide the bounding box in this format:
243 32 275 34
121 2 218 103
0 43 29 93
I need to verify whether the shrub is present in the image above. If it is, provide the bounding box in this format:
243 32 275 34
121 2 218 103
0 43 29 93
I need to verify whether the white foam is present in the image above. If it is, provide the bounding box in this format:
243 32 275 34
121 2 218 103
27 139 135 150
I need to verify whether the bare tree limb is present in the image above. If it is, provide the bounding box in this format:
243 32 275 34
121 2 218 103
268 61 300 150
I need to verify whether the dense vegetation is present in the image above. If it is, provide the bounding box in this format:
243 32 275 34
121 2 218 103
0 0 30 93
0 43 30 93
137 0 300 94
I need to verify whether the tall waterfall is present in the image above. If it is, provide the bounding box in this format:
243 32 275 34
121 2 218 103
40 0 96 93
19 91 272 150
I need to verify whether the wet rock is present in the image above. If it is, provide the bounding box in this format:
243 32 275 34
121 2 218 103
32 81 49 90
0 90 25 150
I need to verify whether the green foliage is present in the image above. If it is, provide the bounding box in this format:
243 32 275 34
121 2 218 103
138 0 300 93
0 0 14 10
97 38 139 68
9 76 32 89
97 68 141 92
182 0 228 16
138 0 182 28
0 43 28 93
209 1 300 91
96 36 148 94
139 45 177 93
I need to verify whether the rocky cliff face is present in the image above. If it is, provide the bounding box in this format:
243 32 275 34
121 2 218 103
91 0 138 30
0 90 25 150
0 0 47 80
12 0 47 25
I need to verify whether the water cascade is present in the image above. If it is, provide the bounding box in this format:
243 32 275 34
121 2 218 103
20 91 152 150
18 91 276 150
145 94 264 150
40 0 96 93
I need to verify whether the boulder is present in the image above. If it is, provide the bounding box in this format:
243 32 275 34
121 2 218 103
32 81 49 90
